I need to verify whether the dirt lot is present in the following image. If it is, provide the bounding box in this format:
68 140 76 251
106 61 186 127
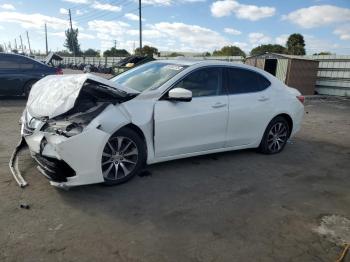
0 96 349 262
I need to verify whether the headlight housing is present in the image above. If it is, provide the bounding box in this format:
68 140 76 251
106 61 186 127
42 121 83 137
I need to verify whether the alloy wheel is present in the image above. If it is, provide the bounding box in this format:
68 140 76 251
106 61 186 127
102 136 139 180
267 122 288 153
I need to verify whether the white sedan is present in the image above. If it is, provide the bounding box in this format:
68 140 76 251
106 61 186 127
10 60 304 188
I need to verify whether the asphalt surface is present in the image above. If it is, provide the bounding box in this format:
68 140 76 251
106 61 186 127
0 96 349 262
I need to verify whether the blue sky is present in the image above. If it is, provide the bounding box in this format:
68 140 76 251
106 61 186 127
0 0 349 54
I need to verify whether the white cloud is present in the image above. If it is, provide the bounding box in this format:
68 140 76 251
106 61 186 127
282 5 350 28
211 0 275 21
224 27 241 35
304 34 340 53
88 20 130 37
125 13 145 21
91 1 122 12
334 24 350 40
142 0 172 6
0 11 73 30
59 8 69 15
0 3 15 10
127 29 161 38
50 32 65 37
275 34 288 46
50 31 95 40
62 0 89 3
151 22 232 51
76 9 86 15
249 32 271 45
79 32 95 40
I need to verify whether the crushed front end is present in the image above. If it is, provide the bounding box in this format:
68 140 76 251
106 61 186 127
9 74 136 188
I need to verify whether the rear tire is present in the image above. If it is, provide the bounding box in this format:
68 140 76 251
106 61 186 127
258 116 290 154
101 127 146 186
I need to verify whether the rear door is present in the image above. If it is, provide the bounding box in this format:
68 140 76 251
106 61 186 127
154 67 229 157
224 67 273 147
0 55 24 95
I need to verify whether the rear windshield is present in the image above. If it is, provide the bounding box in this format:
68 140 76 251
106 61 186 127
111 62 187 92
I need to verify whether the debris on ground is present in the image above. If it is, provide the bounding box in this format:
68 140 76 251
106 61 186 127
20 203 30 209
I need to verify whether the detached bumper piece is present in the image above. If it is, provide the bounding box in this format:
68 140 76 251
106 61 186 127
32 154 76 183
9 137 76 188
9 137 28 188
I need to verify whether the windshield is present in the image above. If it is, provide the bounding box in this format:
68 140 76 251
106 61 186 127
111 62 187 92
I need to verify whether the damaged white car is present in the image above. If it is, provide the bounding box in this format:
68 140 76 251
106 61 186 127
10 60 304 188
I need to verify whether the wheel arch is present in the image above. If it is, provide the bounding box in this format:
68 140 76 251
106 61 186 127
23 78 38 95
121 123 148 158
274 113 293 137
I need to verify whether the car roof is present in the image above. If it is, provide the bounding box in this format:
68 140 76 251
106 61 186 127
154 58 245 67
0 52 47 66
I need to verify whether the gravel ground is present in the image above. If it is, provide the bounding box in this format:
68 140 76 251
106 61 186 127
0 95 349 262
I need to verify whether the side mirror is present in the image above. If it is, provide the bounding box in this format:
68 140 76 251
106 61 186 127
167 87 192 102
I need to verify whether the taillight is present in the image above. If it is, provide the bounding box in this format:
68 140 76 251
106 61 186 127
56 68 63 75
296 95 305 104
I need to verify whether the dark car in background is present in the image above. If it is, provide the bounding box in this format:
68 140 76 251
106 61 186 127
0 53 62 97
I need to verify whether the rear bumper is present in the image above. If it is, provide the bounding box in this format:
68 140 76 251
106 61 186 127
12 127 110 188
290 104 304 137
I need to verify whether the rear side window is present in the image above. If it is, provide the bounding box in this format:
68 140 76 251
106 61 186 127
0 56 20 69
18 56 40 69
225 68 270 94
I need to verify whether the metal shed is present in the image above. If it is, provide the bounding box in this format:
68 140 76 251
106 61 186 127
245 53 319 95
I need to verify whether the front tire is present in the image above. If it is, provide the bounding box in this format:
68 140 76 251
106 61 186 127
259 116 290 154
101 127 146 185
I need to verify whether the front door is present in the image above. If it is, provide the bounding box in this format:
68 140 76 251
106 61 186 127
154 67 229 157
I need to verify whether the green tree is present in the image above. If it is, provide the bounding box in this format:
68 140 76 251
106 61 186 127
64 28 81 55
250 44 286 56
84 48 100 57
168 52 184 57
213 46 246 57
286 33 306 55
135 45 158 57
56 50 73 57
103 47 130 57
313 51 332 55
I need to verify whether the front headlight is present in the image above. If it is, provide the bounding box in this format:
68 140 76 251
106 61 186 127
42 121 83 137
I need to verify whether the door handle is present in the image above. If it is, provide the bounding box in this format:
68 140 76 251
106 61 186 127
258 95 269 102
212 102 227 108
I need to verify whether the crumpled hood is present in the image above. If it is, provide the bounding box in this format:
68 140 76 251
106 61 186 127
26 73 136 119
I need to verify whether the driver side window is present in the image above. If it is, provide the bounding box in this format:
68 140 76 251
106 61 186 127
174 67 223 97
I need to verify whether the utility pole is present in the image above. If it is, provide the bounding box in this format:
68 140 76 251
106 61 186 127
14 38 17 50
114 40 117 49
139 0 142 54
68 9 76 58
26 31 32 54
45 23 48 55
19 35 24 53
